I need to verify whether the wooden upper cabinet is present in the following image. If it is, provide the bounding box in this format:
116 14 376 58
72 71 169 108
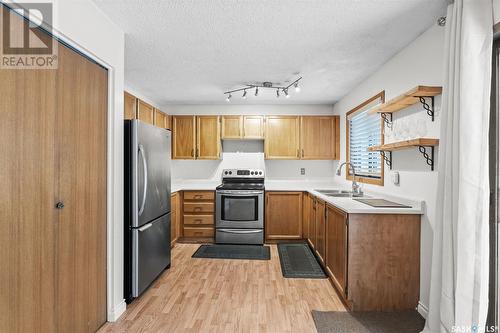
300 116 338 159
315 199 326 266
137 100 154 125
264 116 300 159
172 116 196 159
265 192 303 240
124 91 137 120
221 116 242 139
243 115 264 139
196 116 221 159
154 108 168 129
326 204 348 297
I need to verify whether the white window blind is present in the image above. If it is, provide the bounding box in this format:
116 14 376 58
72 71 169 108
348 108 382 178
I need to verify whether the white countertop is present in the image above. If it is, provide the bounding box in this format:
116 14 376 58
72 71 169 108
171 179 424 215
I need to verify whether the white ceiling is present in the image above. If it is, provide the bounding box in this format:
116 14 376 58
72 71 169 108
93 0 447 105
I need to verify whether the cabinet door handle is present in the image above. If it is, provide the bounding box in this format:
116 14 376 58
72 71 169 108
196 147 199 157
55 201 65 209
191 148 194 157
302 149 304 157
297 149 300 158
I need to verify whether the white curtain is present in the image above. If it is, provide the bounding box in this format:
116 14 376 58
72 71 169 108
423 0 492 332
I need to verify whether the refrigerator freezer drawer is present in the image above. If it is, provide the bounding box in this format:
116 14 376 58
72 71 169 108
215 228 264 245
132 213 171 297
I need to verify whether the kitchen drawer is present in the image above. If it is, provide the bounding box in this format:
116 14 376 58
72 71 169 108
184 202 214 213
183 227 214 238
183 214 214 225
183 191 214 201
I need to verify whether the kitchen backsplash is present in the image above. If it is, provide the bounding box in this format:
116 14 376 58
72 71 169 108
171 140 337 180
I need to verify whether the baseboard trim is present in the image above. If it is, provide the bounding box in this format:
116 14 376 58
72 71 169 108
108 300 126 322
417 301 429 319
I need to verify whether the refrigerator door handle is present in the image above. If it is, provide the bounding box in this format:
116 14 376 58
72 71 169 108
137 222 153 232
138 144 148 216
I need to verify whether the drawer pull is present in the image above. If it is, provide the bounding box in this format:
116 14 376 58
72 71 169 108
194 195 203 199
194 207 202 212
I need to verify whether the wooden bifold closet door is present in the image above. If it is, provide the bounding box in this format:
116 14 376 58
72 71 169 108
0 6 108 332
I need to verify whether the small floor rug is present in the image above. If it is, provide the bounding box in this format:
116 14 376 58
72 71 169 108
192 244 270 260
311 310 425 333
277 243 327 278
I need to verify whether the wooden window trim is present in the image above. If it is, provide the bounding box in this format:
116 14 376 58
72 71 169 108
345 91 385 186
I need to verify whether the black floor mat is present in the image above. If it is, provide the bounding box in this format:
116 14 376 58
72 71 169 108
192 244 270 260
311 310 425 333
277 243 327 278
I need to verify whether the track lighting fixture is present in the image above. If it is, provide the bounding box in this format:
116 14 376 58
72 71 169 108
226 93 232 102
223 77 302 101
294 81 300 92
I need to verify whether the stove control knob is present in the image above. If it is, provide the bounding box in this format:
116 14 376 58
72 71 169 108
229 171 232 175
251 171 254 175
259 171 262 175
224 171 228 175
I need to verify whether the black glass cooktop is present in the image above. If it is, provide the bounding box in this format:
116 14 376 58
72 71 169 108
216 183 265 191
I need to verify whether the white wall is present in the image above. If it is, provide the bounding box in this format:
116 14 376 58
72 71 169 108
48 0 126 322
167 104 337 181
332 24 445 315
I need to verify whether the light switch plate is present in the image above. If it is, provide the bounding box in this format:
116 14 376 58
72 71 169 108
392 171 400 185
300 168 305 175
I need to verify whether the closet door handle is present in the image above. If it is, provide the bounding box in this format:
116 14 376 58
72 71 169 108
138 144 148 216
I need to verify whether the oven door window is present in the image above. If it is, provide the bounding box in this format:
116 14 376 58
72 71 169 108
221 195 258 221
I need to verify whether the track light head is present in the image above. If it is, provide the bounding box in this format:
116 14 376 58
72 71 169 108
255 87 259 97
226 94 232 102
284 88 290 98
294 81 300 92
242 90 247 99
276 89 280 98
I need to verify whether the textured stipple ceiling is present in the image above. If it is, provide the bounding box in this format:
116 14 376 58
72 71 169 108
93 0 447 105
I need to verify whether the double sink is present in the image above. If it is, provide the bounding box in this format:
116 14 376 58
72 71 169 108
314 189 365 198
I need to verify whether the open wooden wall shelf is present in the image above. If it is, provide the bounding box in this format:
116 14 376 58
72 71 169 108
368 138 439 152
368 138 439 171
368 85 442 122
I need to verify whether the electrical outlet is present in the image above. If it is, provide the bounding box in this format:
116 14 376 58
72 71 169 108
300 168 306 175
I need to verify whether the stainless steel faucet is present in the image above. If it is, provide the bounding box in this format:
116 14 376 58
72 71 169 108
336 161 363 195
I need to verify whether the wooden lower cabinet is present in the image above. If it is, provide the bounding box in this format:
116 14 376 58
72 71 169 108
171 192 181 247
265 192 303 240
314 199 326 265
325 204 348 298
180 191 215 242
303 192 421 311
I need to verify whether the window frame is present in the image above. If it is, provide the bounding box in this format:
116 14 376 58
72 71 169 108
345 91 385 186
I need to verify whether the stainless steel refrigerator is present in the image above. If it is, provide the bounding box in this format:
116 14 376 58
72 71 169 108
124 120 171 302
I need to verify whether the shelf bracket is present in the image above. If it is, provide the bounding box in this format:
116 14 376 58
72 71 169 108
380 112 393 129
418 146 435 171
418 96 435 121
379 151 392 170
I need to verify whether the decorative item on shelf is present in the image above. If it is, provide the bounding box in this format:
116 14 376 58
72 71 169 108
224 77 302 101
368 138 439 171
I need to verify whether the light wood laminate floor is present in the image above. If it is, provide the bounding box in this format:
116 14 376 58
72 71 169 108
100 244 345 333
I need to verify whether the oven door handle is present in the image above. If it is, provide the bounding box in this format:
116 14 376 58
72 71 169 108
218 229 262 234
217 191 263 195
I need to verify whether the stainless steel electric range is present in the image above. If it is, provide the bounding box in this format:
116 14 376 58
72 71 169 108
215 169 265 245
